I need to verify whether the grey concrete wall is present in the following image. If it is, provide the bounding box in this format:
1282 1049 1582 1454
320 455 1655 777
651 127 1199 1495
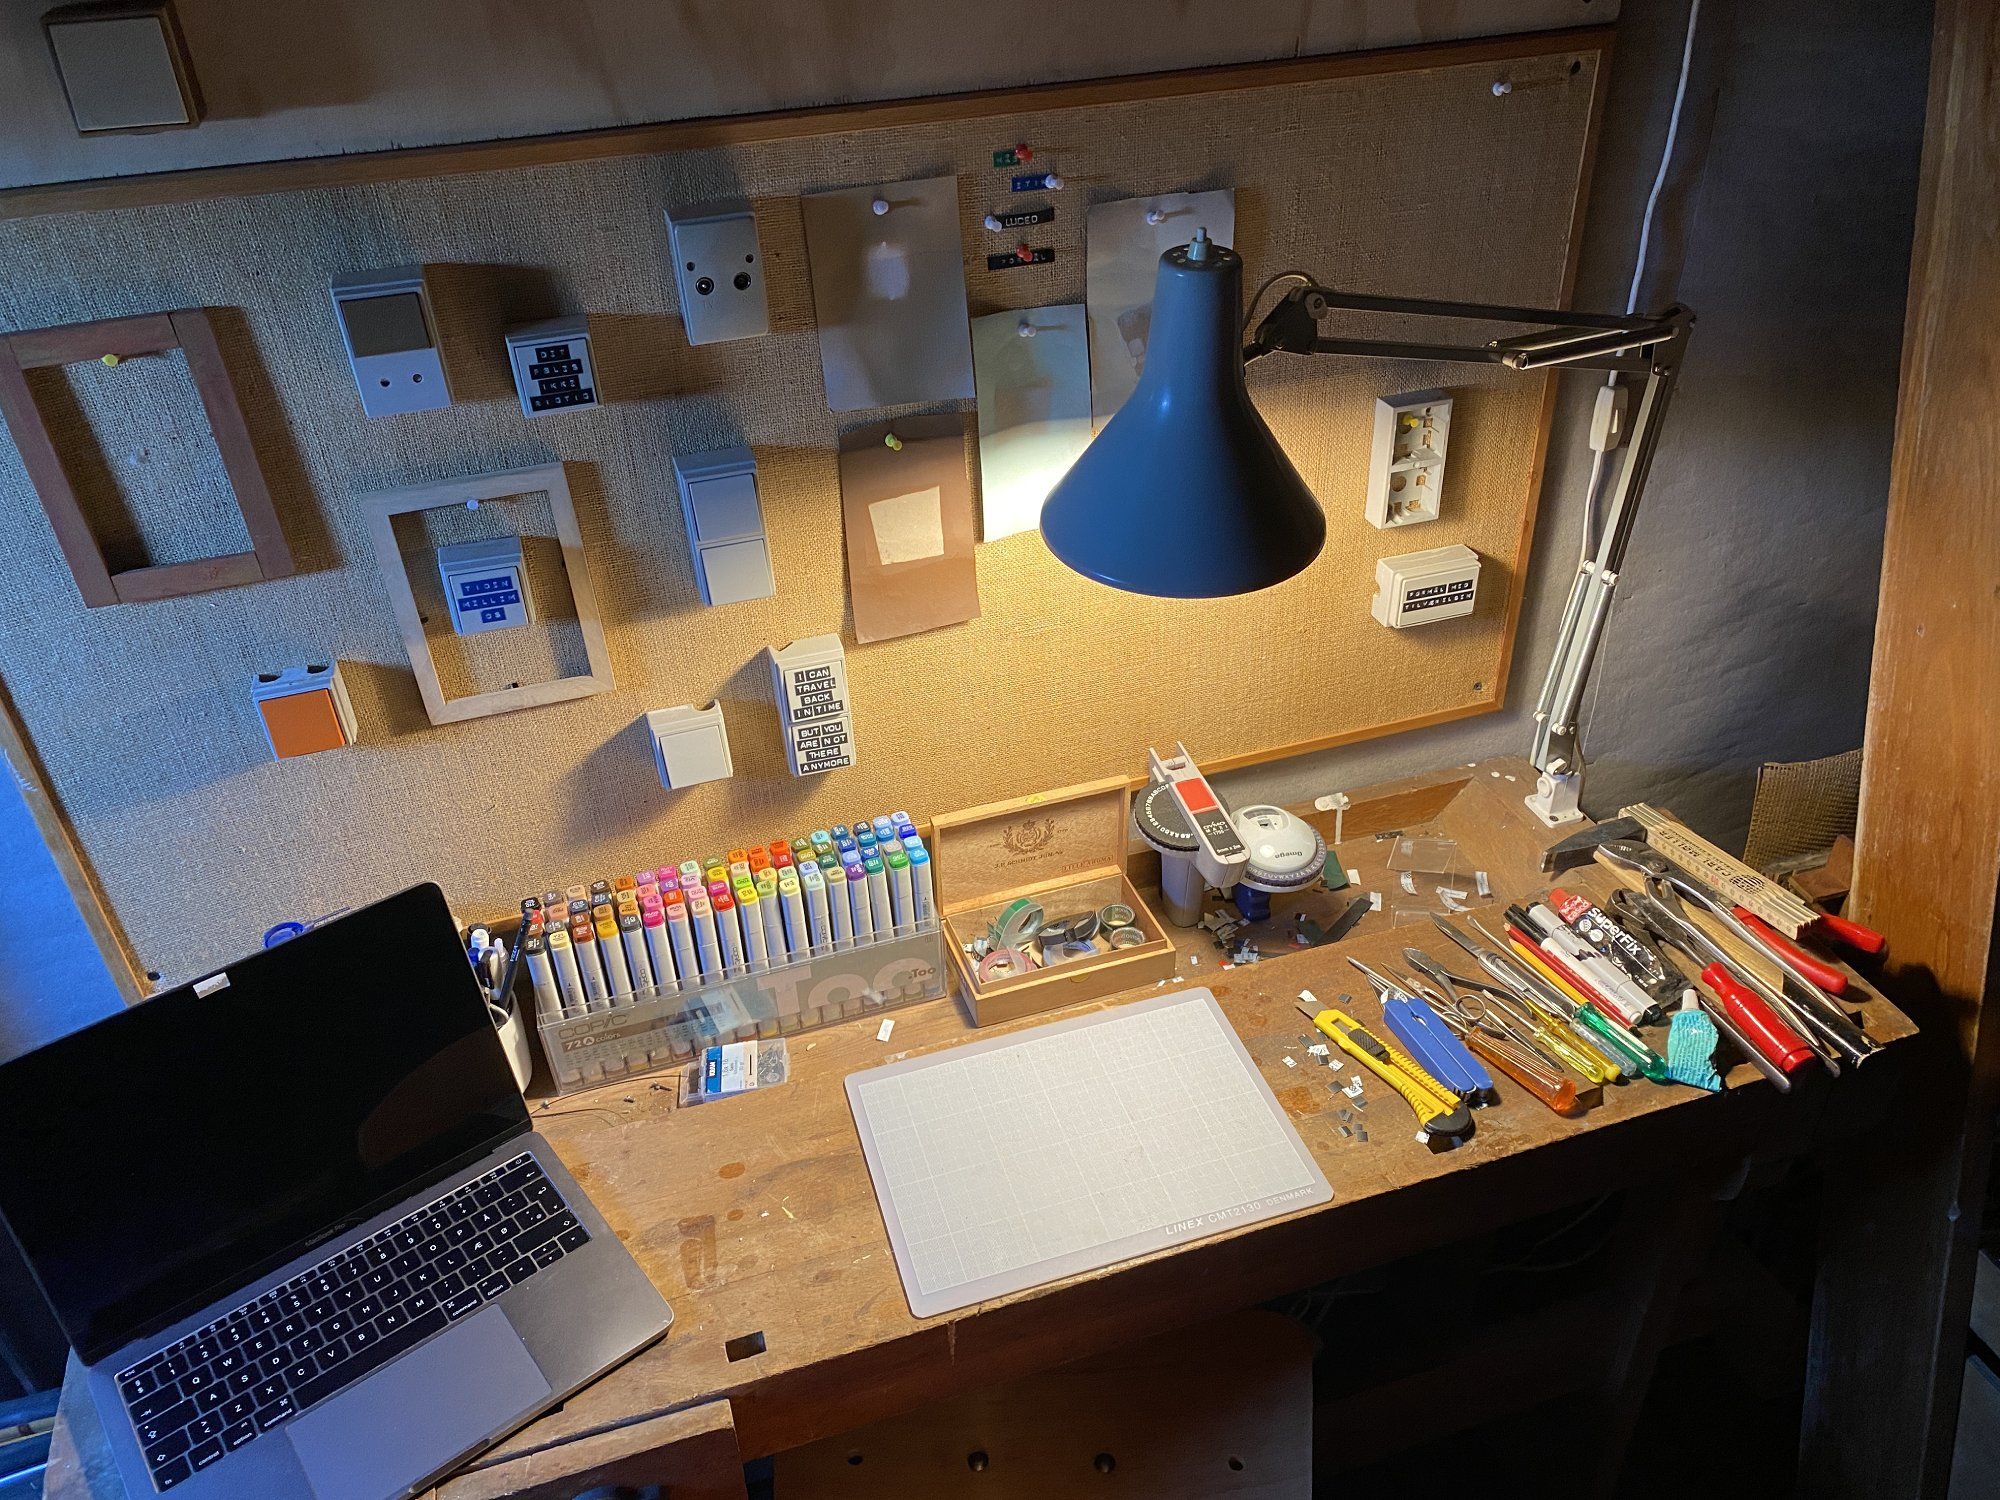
1229 0 1931 850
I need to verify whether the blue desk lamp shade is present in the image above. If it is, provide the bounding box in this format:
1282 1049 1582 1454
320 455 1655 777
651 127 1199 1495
1040 233 1326 597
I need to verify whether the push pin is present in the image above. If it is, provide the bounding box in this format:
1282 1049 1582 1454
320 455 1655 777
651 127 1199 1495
871 197 890 216
1145 208 1167 226
1016 242 1033 262
1017 318 1036 339
100 353 122 368
1013 143 1033 163
1492 78 1513 96
982 212 1003 232
883 432 904 452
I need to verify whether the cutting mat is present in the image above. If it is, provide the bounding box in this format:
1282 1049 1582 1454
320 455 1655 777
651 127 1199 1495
846 989 1330 1317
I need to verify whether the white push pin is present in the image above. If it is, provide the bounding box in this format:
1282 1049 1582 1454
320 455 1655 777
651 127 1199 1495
1017 318 1035 338
1145 208 1166 226
982 212 1002 232
871 197 890 216
1492 78 1513 96
1044 173 1065 191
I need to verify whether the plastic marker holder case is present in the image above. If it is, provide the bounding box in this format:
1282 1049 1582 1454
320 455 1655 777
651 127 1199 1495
537 913 944 1094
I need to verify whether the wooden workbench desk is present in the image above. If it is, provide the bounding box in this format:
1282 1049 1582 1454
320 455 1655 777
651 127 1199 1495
42 757 1914 1499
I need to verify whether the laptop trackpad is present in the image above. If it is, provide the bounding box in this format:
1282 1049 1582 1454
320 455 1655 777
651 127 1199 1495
287 1307 551 1500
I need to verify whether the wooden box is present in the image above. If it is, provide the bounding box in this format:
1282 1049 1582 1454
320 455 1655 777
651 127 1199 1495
931 777 1177 1026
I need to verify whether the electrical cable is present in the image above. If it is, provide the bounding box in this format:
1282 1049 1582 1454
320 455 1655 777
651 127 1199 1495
1574 0 1702 759
1241 270 1316 336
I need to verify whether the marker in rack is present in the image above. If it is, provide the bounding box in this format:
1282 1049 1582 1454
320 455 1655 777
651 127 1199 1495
545 925 585 1017
738 884 771 972
688 892 722 982
596 911 633 998
908 844 935 930
779 871 808 956
642 902 678 993
827 863 855 950
800 863 831 953
571 920 609 1008
865 855 891 939
755 868 785 959
848 861 876 941
712 890 746 976
619 908 652 991
886 848 913 935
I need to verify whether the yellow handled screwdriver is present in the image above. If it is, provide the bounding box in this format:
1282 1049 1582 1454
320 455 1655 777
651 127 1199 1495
1297 1001 1473 1140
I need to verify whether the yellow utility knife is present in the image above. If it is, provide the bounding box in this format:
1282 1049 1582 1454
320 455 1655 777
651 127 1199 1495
1297 1001 1473 1140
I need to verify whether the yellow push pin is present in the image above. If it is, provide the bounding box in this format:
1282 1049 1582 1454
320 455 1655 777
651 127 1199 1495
883 432 903 452
101 353 121 368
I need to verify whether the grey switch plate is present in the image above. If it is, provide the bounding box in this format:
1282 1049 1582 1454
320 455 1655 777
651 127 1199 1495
665 201 770 345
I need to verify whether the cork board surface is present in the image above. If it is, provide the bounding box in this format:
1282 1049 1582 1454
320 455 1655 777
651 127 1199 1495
0 40 1602 985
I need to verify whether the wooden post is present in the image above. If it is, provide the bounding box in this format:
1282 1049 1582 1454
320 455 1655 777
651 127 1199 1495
1800 0 2000 1493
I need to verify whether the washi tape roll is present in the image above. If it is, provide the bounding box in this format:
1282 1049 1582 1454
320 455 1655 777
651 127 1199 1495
1098 903 1136 931
1108 925 1146 949
977 947 1035 983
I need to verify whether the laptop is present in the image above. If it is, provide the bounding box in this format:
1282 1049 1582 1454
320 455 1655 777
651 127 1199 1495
0 883 672 1498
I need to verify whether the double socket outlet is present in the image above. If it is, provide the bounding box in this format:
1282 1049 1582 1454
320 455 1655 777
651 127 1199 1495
665 201 770 345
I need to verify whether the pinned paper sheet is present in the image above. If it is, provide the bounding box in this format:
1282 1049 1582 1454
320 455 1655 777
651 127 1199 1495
1086 189 1236 425
839 414 979 642
971 304 1092 541
801 175 976 412
869 487 945 564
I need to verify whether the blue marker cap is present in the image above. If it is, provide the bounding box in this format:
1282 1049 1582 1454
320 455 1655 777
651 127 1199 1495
832 824 850 841
841 849 863 870
810 829 833 852
872 816 895 840
908 846 929 867
857 829 877 851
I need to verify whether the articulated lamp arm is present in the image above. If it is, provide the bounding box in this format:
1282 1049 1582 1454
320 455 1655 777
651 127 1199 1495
1244 285 1693 825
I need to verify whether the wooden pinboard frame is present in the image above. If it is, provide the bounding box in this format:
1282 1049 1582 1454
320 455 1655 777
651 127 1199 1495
361 461 615 725
0 308 293 606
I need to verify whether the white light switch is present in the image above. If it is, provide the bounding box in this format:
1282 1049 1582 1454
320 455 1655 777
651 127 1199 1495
674 448 775 605
647 702 734 789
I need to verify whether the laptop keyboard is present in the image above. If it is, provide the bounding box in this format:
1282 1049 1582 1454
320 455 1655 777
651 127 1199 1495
114 1152 587 1492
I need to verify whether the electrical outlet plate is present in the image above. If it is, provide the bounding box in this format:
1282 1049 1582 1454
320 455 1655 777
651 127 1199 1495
665 200 770 345
331 267 452 418
1371 543 1480 628
1365 389 1451 529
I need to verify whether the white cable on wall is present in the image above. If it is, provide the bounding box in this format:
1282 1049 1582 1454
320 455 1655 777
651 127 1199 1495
1575 0 1703 757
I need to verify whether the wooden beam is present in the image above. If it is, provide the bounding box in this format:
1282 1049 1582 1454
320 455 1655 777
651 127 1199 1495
1800 0 2000 1493
0 681 144 1002
0 26 1613 222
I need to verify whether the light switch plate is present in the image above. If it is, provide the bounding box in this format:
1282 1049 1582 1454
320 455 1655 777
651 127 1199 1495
648 702 734 789
45 2 202 133
665 201 770 345
674 448 776 605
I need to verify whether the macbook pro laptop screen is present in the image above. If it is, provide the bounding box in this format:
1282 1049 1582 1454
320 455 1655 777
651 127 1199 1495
0 883 527 1364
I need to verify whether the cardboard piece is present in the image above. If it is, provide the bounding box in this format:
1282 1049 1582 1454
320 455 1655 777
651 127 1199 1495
801 175 976 412
1085 189 1236 425
971 304 1092 541
838 414 979 643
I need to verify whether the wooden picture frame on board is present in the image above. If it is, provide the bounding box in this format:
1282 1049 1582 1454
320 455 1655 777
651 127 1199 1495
0 308 295 607
360 461 615 725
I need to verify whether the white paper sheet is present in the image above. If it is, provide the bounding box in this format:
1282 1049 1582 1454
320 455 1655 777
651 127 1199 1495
970 304 1092 541
1085 190 1236 425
